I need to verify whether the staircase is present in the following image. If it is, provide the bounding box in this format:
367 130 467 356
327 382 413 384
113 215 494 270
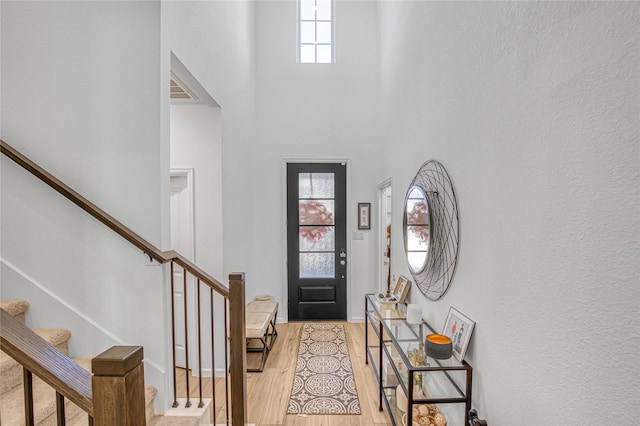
0 300 205 426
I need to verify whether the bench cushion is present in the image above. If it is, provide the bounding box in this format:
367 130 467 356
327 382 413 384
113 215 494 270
246 300 278 317
246 312 271 339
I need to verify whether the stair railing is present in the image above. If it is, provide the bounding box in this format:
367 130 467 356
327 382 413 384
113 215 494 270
0 139 247 426
0 308 94 424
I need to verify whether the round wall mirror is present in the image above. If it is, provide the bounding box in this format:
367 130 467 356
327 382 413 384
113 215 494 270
403 160 460 301
403 185 431 274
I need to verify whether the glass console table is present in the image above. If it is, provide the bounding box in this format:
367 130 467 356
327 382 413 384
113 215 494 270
365 294 472 426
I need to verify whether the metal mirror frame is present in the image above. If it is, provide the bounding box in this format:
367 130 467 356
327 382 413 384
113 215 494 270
403 160 460 301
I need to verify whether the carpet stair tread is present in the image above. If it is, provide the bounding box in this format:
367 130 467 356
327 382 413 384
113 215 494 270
1 328 72 395
0 299 167 424
0 355 159 425
0 374 59 426
0 300 30 321
1 328 72 367
0 358 91 425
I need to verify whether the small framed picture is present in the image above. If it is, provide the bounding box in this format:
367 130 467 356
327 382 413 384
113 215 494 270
442 307 475 362
358 203 371 230
392 275 411 304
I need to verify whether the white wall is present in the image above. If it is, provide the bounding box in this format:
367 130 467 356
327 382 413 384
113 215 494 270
378 1 639 424
170 103 225 377
160 0 257 290
170 104 224 282
161 0 256 395
0 0 168 398
1 0 257 413
1 0 163 242
251 0 382 321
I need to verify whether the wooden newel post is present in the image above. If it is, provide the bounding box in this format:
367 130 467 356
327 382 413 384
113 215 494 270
229 272 247 426
91 346 146 426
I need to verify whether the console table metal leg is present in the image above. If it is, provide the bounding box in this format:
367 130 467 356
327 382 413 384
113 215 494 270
365 297 369 365
378 319 383 412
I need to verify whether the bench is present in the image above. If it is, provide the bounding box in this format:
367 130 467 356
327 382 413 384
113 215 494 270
245 299 278 372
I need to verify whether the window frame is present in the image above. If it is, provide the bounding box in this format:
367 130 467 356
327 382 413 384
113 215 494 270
297 0 335 64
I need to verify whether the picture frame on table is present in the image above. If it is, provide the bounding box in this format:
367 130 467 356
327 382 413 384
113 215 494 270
392 275 411 305
358 203 371 230
442 307 475 362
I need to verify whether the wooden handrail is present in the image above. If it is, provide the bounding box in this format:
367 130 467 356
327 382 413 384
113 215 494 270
0 308 93 415
1 139 246 425
0 139 229 298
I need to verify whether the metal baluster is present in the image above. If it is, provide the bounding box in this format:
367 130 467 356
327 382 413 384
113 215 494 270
56 391 66 425
211 288 217 425
170 261 179 407
183 268 191 408
197 278 204 408
224 298 230 425
23 368 34 426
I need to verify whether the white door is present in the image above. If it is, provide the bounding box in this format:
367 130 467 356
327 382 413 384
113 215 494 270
378 182 392 295
170 170 196 369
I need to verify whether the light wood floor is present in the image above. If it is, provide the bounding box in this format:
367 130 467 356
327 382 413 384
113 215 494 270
176 322 391 426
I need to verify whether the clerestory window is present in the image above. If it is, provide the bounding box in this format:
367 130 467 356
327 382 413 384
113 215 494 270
298 0 334 64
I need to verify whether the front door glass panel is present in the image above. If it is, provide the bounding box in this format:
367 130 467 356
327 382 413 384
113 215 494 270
298 173 335 278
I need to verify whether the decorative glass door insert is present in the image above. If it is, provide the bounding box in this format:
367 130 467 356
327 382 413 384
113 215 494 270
298 172 335 278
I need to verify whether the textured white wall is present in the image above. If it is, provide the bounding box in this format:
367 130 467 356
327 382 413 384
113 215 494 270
170 104 224 281
1 0 256 413
251 0 382 321
378 1 639 424
0 0 169 396
1 0 163 242
161 0 257 291
161 4 256 401
170 103 225 377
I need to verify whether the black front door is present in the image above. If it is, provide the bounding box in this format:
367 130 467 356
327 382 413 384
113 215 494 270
287 162 347 321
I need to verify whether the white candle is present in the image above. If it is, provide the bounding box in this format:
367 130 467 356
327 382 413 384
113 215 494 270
396 384 407 412
406 304 422 324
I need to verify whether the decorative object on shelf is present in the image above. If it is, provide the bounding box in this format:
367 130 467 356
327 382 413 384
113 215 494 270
397 384 426 413
403 160 460 301
407 345 427 389
376 292 399 306
372 304 406 327
397 385 408 412
410 404 448 426
392 275 411 304
442 306 476 362
407 346 427 368
406 304 422 325
425 334 453 360
357 202 371 230
254 294 271 301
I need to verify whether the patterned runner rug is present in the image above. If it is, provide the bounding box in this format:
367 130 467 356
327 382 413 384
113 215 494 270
287 323 361 415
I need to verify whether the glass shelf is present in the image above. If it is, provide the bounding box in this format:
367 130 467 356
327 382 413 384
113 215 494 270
365 294 472 426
